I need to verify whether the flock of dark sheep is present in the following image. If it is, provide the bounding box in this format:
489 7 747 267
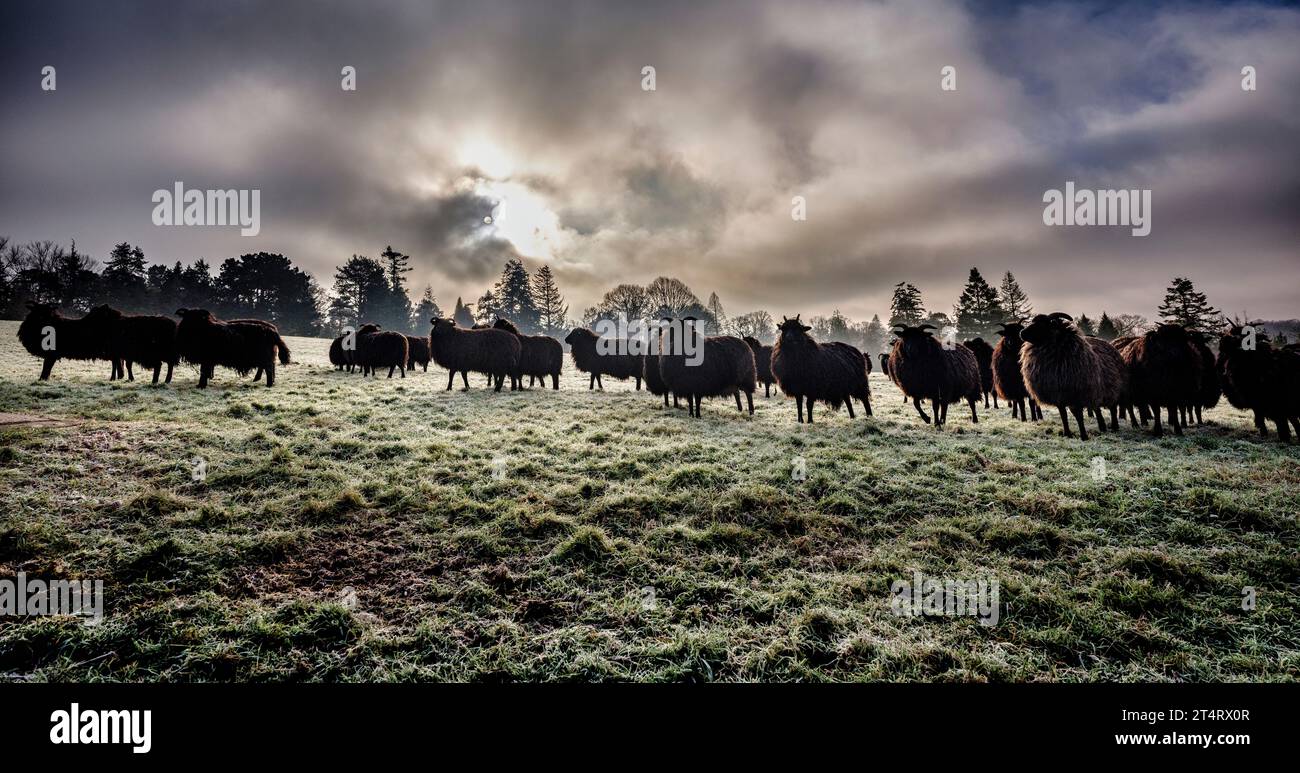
14 301 1300 442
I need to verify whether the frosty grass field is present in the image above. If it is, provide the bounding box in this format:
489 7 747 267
0 320 1296 682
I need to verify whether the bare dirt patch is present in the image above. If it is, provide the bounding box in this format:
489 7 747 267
0 412 80 428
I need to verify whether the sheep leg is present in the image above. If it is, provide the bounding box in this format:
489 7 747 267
1109 405 1119 431
765 383 770 398
446 370 455 391
1095 406 1107 433
197 363 210 389
1058 406 1073 437
912 398 930 424
635 377 642 391
1275 416 1292 442
596 374 604 390
588 373 595 390
1195 406 1203 426
494 374 504 392
40 356 56 380
1253 411 1267 437
938 400 948 428
993 393 999 409
662 392 669 407
846 399 855 419
1012 400 1021 420
1151 406 1163 437
984 393 989 409
861 392 872 417
746 391 754 416
807 400 814 424
265 362 276 387
165 362 174 384
552 373 559 390
152 364 162 384
1072 405 1089 440
673 394 681 408
796 395 804 423
461 371 470 391
126 361 135 381
400 365 406 378
968 397 978 423
734 392 743 412
1168 405 1183 436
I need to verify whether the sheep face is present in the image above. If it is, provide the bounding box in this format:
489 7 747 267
493 318 520 335
431 318 458 335
357 323 382 334
1020 313 1076 347
775 316 813 351
995 322 1024 343
890 324 942 355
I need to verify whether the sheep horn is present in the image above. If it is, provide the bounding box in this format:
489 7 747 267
918 323 936 331
175 308 188 316
1049 312 1073 321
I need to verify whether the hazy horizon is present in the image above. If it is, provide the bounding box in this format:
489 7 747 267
3 0 1298 324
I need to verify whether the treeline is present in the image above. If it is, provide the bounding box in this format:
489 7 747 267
4 234 1286 348
0 237 324 335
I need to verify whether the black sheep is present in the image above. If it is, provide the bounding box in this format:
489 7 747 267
16 302 116 380
888 323 980 428
770 315 873 423
1020 313 1125 439
962 337 998 409
494 318 562 389
430 318 521 392
563 328 644 390
227 318 292 382
355 323 409 378
644 320 680 408
174 308 288 387
406 334 432 372
879 352 890 379
329 334 356 372
992 322 1042 421
98 306 179 384
743 336 775 397
1218 324 1300 441
1120 323 1201 437
659 318 757 418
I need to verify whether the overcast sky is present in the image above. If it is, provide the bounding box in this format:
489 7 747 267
2 0 1297 323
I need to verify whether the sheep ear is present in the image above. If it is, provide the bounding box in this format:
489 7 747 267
176 308 188 316
800 323 811 332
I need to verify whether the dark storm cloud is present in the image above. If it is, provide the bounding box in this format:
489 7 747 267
1 0 1297 321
